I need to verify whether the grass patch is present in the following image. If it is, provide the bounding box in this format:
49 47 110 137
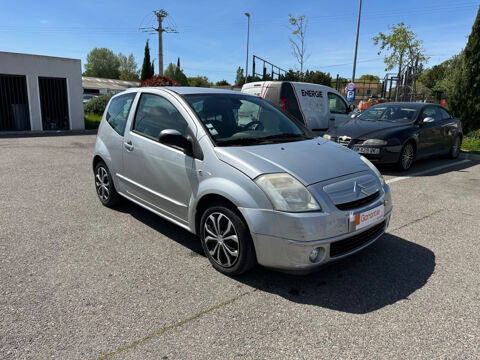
84 113 102 130
462 129 480 154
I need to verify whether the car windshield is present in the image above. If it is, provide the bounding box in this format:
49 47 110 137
357 105 418 123
183 93 311 146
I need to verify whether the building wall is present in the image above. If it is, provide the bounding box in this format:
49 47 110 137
0 52 84 130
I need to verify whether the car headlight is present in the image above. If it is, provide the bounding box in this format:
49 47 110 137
255 173 321 212
363 139 387 146
323 134 331 140
360 156 386 187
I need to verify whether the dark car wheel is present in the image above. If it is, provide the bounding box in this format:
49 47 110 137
449 135 462 159
397 141 415 171
94 161 121 208
200 202 256 275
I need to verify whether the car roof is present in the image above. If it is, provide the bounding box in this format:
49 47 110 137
370 102 433 108
125 86 246 96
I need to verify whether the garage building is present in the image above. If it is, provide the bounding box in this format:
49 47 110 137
0 51 84 131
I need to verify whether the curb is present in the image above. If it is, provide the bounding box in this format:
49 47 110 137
0 130 97 138
460 151 480 162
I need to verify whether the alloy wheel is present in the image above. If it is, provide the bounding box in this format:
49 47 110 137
95 166 110 201
452 137 461 157
402 143 414 170
203 212 239 268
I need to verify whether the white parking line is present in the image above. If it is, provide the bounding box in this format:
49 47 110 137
386 159 471 185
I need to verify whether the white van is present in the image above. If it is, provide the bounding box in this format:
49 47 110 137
241 81 353 133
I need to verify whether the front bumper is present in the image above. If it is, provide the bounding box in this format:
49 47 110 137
239 185 392 272
356 145 402 164
327 137 402 164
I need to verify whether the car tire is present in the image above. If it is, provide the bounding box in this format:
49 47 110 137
449 135 462 159
94 161 121 208
397 141 416 171
200 202 257 275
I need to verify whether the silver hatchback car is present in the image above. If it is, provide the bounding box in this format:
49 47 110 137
93 87 392 275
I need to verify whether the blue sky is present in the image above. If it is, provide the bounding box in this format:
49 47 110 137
0 0 478 83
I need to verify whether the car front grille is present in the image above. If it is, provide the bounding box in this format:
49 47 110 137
330 221 385 257
336 191 380 211
322 174 380 209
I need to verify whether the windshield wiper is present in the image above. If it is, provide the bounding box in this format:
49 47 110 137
216 138 275 146
259 133 311 142
216 133 310 146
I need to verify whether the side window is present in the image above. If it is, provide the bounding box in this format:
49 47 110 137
421 107 441 121
133 93 189 139
438 107 451 120
328 92 347 114
106 93 136 136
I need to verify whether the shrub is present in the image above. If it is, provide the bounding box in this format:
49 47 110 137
466 129 480 140
140 75 180 87
83 94 113 115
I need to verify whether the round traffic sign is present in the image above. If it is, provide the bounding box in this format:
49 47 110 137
347 82 356 91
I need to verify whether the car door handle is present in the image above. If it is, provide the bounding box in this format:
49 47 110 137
124 141 134 151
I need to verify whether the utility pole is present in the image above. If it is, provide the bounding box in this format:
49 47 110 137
351 0 362 83
140 9 177 76
245 13 251 84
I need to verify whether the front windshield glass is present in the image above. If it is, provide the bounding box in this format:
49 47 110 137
183 94 311 146
357 105 418 123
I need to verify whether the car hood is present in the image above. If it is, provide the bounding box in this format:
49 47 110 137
329 118 413 139
214 138 369 186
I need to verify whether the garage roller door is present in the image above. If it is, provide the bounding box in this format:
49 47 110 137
39 77 70 130
0 74 31 131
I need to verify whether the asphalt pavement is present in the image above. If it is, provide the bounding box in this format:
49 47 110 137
1 134 479 359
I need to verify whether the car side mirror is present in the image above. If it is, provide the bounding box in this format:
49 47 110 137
348 104 355 113
158 129 194 157
422 117 435 124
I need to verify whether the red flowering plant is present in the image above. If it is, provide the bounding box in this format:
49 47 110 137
140 75 181 87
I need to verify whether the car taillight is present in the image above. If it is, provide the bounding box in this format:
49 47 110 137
279 97 286 111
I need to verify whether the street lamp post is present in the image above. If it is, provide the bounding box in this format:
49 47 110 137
352 0 362 83
245 12 250 84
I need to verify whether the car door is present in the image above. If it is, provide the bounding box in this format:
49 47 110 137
327 92 350 128
436 106 456 153
417 106 443 156
100 92 137 181
120 91 196 224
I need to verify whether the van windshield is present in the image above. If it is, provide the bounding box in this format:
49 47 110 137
183 94 312 146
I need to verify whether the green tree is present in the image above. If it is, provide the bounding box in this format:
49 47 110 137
417 55 463 101
281 69 302 81
288 14 309 75
187 76 211 87
215 80 231 86
450 6 480 132
304 70 332 86
117 52 139 81
373 22 428 77
141 40 154 81
84 48 120 79
235 66 245 86
358 74 381 83
164 63 188 85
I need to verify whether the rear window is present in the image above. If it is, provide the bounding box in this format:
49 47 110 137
106 93 136 136
280 83 303 123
